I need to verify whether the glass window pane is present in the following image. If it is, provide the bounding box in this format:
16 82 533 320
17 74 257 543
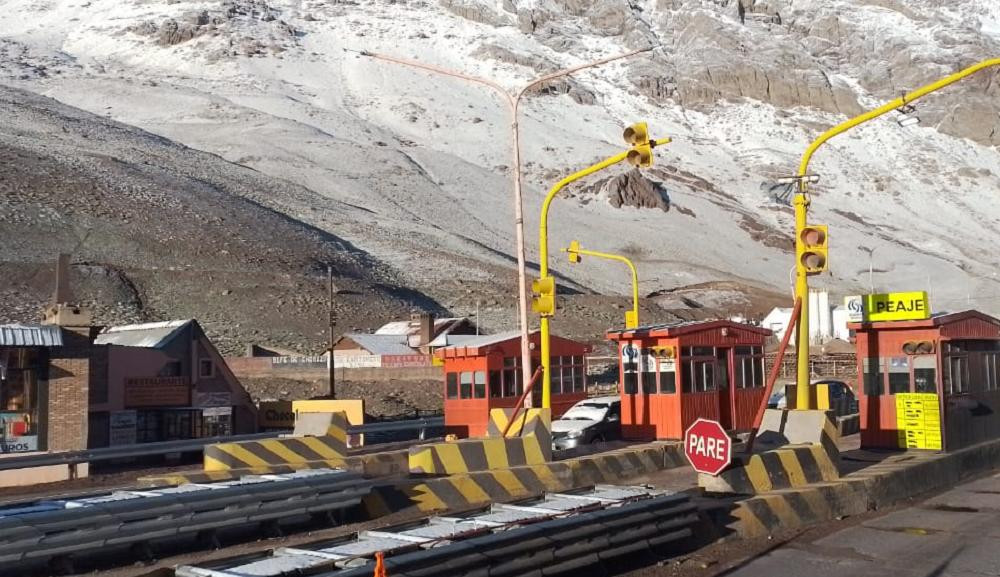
446 373 458 399
460 372 473 399
624 372 638 394
863 358 882 396
474 371 486 399
703 362 715 392
660 371 676 394
489 371 502 397
734 359 746 389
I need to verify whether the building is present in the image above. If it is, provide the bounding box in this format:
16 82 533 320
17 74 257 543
762 290 851 343
333 312 478 368
851 309 1000 452
0 323 92 454
436 330 590 438
88 320 258 447
606 320 772 441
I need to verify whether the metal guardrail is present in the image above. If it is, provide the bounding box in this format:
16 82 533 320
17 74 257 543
0 417 444 472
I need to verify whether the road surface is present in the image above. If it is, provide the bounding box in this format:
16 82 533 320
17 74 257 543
720 470 1000 577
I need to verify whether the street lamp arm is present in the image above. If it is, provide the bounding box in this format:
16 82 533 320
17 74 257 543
798 57 1000 183
539 151 630 279
564 246 640 326
360 51 514 106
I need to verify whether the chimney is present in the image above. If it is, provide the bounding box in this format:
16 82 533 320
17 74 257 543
418 312 434 347
42 253 93 335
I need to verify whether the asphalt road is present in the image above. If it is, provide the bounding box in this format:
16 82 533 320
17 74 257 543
720 470 1000 577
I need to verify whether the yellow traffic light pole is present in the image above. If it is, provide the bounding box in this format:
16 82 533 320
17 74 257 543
793 57 1000 411
536 126 670 408
563 241 641 329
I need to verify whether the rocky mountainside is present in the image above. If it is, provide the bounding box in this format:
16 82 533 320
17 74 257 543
0 0 999 348
0 85 442 354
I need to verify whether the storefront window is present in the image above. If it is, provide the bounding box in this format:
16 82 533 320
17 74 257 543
0 348 43 453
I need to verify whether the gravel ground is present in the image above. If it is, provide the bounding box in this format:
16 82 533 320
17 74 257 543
241 377 443 418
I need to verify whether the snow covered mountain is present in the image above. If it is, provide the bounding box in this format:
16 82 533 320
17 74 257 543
2 0 999 334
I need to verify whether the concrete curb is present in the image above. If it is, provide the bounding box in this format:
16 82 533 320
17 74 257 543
732 438 1000 538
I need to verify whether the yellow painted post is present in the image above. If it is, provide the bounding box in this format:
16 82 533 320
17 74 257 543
793 57 1000 410
537 134 670 408
563 243 641 329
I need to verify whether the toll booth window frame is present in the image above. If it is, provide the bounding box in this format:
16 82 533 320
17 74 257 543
913 355 937 394
734 346 765 389
682 347 716 393
985 352 1000 392
887 357 910 395
657 355 676 394
473 371 486 399
446 373 459 399
501 357 523 398
554 356 585 394
459 372 473 399
863 357 883 396
623 345 639 395
640 349 656 394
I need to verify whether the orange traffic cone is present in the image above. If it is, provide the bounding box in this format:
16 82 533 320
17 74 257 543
374 551 387 577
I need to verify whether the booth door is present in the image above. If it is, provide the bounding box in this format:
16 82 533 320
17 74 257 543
620 341 656 440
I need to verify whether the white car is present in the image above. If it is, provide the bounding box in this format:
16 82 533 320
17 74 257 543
551 396 621 450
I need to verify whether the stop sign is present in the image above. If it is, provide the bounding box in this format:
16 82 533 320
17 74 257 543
684 418 731 476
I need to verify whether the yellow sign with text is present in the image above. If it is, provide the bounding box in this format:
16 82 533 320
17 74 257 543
895 393 942 450
864 291 931 322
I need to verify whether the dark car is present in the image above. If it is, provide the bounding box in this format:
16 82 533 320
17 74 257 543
551 396 621 450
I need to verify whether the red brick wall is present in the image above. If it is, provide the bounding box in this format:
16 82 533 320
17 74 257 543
46 352 90 452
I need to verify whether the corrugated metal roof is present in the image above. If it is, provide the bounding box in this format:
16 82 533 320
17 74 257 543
438 330 526 350
341 333 416 356
0 324 63 347
94 320 192 348
375 317 467 336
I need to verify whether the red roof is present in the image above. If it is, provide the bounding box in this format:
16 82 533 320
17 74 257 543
606 319 772 340
846 310 1000 331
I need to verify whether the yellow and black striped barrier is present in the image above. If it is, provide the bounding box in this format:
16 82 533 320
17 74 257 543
369 441 686 515
702 412 841 495
204 411 349 472
409 409 552 476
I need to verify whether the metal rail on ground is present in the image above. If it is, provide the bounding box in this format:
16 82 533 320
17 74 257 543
175 485 699 577
0 468 372 572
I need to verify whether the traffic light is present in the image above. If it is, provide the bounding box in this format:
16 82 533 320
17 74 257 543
531 276 556 316
566 240 581 263
623 122 653 167
797 224 828 275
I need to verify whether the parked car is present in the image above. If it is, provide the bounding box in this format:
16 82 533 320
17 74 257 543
551 396 621 450
767 380 858 415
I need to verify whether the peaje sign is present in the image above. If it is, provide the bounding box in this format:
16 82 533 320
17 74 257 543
845 292 931 323
684 418 731 476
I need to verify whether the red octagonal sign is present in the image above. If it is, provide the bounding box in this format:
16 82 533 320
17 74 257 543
684 418 731 476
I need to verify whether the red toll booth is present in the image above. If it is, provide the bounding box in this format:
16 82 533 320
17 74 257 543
606 320 771 441
851 310 1000 452
436 330 591 438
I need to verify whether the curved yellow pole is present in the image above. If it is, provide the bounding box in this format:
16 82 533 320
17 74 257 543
793 58 1000 411
563 245 640 329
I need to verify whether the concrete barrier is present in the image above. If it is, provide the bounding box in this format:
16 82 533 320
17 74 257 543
409 409 551 475
732 436 1000 538
700 444 840 495
367 442 687 515
204 412 349 471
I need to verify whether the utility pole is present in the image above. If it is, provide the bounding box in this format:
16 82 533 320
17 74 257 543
328 264 337 399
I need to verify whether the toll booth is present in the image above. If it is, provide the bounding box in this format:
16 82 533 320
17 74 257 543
850 310 1000 452
606 320 771 441
436 330 591 438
